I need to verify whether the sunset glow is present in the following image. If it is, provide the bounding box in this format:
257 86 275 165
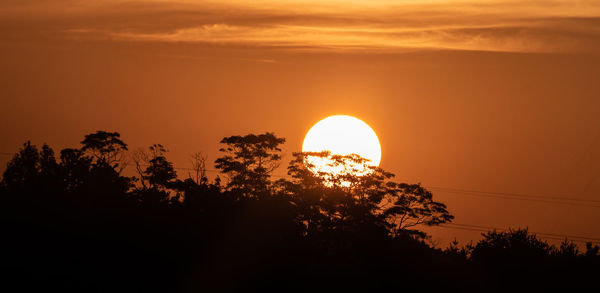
2 1 600 284
6 0 598 53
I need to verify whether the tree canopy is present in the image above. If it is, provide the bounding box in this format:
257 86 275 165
1 131 598 291
215 132 285 197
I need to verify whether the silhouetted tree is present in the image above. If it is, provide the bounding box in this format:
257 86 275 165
2 142 61 195
77 132 132 202
143 144 177 189
81 130 128 171
464 228 600 290
215 132 285 198
553 239 579 258
470 228 551 263
59 148 92 194
189 152 208 185
131 144 180 205
2 141 41 193
585 242 600 257
37 144 61 193
383 182 454 239
445 238 472 259
278 152 453 239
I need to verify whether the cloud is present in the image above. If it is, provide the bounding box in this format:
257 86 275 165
4 0 600 53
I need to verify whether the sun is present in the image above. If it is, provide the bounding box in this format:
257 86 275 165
302 115 381 179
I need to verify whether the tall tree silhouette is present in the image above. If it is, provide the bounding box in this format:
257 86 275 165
131 144 180 205
143 144 177 190
215 132 285 198
2 141 41 193
2 142 62 195
383 182 454 238
189 152 208 185
278 152 453 239
78 131 131 202
59 148 92 195
81 131 128 171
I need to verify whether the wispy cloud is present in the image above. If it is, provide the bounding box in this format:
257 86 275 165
4 0 600 53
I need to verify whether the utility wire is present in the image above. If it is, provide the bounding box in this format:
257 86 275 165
438 224 577 243
436 223 600 244
429 186 600 203
430 188 600 209
448 223 600 242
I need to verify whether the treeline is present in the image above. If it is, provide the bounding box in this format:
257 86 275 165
0 131 598 291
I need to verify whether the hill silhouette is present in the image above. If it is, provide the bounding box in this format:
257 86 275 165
1 131 599 291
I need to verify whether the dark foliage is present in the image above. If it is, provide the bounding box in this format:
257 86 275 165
465 228 600 290
1 131 599 291
215 132 285 198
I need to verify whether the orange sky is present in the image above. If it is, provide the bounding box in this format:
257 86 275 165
1 0 600 246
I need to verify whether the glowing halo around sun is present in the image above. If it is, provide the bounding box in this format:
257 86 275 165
302 115 381 180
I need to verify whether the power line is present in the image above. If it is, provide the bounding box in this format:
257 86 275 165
436 223 600 244
430 187 600 208
429 186 600 203
437 224 575 243
450 223 600 242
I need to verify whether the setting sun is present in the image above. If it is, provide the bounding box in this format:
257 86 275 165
302 115 381 177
